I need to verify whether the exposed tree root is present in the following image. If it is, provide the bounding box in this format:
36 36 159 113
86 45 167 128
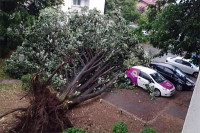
10 73 73 133
1 49 118 133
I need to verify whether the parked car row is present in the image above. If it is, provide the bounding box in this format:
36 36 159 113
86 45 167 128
150 62 195 91
166 57 199 78
125 56 198 97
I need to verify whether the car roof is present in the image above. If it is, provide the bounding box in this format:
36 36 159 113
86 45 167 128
151 62 175 70
173 56 183 60
172 56 193 63
132 66 157 74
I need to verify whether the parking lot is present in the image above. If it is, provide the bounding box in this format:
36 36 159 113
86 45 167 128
102 44 196 132
142 43 197 82
102 87 193 132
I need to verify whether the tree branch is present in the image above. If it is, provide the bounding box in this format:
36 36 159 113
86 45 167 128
69 74 118 108
0 108 27 119
46 61 66 85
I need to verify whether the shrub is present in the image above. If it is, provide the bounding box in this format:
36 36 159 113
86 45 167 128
21 74 33 91
62 127 88 133
112 122 128 133
140 126 156 133
0 59 10 80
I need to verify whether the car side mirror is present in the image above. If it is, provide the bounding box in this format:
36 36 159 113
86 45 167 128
191 65 193 68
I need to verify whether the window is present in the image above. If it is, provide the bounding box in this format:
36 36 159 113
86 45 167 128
139 71 152 81
182 60 191 67
73 0 81 5
175 59 183 64
156 65 164 72
164 67 174 75
175 68 186 78
150 73 165 83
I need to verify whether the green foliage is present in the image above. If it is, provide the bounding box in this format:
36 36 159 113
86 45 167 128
145 84 156 100
0 0 62 58
0 59 10 80
112 122 128 133
21 74 33 91
132 28 149 43
117 82 135 90
146 0 200 57
123 45 152 68
140 126 156 133
136 12 148 26
115 74 135 90
62 127 88 133
5 8 150 88
105 0 140 23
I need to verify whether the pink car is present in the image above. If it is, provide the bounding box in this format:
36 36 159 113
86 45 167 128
125 66 175 97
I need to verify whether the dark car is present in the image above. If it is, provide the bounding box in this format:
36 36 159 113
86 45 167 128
150 62 195 91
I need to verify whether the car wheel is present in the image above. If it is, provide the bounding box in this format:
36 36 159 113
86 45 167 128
193 72 199 78
126 78 132 85
154 89 161 97
175 84 183 91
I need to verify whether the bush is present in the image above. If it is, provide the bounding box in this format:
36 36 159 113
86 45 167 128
114 73 134 90
21 74 33 91
62 127 88 133
0 59 10 80
112 122 128 133
140 127 156 133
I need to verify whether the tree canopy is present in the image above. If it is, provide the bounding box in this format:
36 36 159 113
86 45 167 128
146 0 200 57
5 8 149 88
105 0 140 23
0 0 62 57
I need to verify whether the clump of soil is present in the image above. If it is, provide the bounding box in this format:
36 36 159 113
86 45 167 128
10 74 73 133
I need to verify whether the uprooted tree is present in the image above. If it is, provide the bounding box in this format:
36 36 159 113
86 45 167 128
2 8 150 132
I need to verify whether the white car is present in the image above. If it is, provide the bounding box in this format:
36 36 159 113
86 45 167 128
142 30 149 36
166 57 199 78
125 66 175 97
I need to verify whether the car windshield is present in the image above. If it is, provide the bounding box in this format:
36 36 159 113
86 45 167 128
150 73 165 83
175 68 186 78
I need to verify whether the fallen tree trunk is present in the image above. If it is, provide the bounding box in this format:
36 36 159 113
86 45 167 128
1 52 118 132
10 72 73 133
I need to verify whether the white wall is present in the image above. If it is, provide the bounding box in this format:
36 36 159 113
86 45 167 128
62 0 72 12
182 74 200 132
89 0 105 14
62 0 105 14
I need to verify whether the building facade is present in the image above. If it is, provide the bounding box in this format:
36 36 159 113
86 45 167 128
137 0 156 12
62 0 105 14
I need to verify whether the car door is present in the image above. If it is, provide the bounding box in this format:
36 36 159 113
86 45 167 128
173 59 183 68
181 60 193 74
173 59 188 73
155 65 166 76
163 67 175 82
138 71 152 90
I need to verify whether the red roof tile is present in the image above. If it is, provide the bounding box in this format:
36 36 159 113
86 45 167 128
141 0 156 5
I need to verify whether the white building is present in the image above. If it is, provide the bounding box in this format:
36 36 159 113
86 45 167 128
182 74 200 133
62 0 105 14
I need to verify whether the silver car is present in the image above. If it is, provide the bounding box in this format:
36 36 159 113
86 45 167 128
166 57 199 78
